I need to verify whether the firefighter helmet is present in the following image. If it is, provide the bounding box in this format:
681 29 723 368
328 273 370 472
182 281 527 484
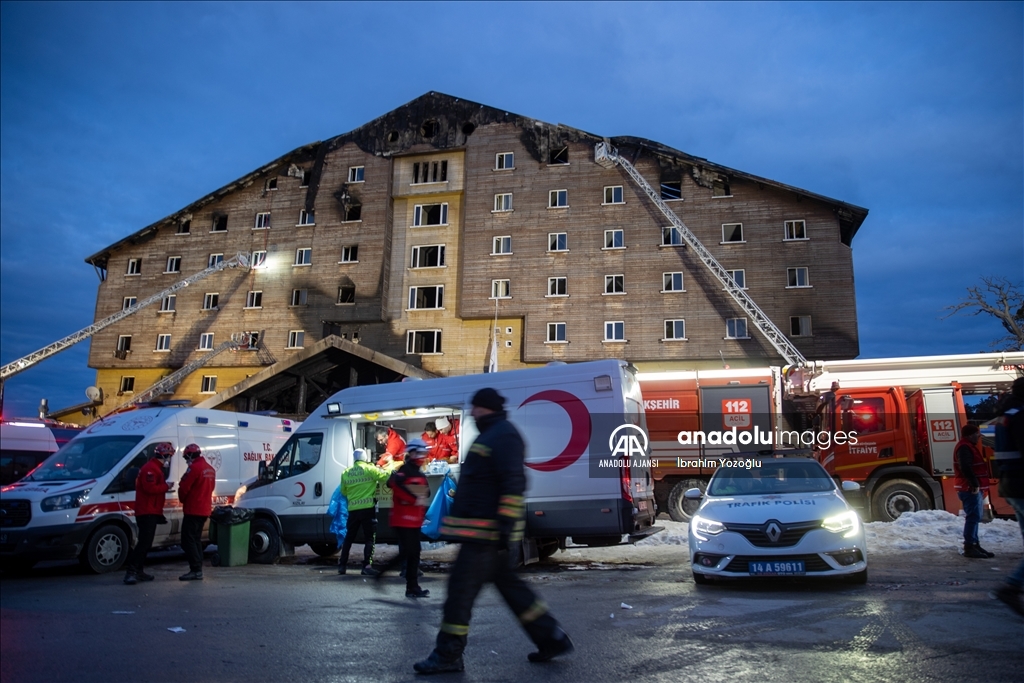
153 442 175 458
183 443 202 461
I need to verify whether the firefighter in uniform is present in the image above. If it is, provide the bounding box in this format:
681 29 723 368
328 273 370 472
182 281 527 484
413 388 573 675
952 424 994 558
177 443 216 581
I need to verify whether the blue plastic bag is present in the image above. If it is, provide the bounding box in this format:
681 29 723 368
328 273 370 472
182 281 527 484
422 474 456 540
327 485 349 549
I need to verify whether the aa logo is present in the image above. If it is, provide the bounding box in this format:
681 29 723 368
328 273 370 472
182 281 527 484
608 424 649 458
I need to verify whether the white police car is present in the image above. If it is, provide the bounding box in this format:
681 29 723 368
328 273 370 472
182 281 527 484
687 457 867 584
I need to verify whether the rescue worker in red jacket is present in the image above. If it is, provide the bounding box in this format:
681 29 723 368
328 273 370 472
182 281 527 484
177 443 216 581
376 426 406 468
953 424 994 559
377 439 431 597
123 442 174 585
429 417 459 464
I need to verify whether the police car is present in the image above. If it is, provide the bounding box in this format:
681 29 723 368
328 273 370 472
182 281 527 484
687 457 867 584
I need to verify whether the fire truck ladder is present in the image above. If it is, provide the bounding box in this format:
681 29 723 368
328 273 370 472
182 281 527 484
111 338 243 412
594 142 807 366
0 252 251 382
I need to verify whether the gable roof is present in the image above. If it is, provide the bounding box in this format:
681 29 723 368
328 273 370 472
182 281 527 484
85 91 868 268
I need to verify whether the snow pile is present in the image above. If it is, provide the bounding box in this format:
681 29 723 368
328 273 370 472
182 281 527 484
637 520 689 546
864 509 1022 554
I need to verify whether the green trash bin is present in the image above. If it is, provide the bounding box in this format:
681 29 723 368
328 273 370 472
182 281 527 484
209 507 253 567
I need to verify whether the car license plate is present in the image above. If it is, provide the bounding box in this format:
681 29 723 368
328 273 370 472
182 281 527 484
749 560 805 575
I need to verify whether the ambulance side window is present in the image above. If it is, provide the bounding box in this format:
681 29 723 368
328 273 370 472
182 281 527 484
104 450 152 494
270 433 324 480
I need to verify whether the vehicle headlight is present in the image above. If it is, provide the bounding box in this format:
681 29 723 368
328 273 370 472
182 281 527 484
40 488 91 512
822 510 860 538
234 484 247 501
691 514 725 541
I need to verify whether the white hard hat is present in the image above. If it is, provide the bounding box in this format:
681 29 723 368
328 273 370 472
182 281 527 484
352 448 369 462
435 416 451 431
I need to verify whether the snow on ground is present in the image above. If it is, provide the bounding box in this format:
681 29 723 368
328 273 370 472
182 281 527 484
864 509 1023 554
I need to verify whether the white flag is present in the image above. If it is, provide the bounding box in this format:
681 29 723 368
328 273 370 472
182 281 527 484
487 336 498 373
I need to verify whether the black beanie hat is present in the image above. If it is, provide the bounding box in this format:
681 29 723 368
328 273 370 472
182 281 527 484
471 388 505 411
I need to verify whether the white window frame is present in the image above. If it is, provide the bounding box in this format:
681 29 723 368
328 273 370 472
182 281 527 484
298 209 315 226
243 331 261 350
493 193 513 212
603 321 626 342
546 322 567 344
126 259 141 276
254 212 271 230
251 250 267 268
495 152 514 170
413 203 449 227
200 375 218 394
406 329 442 355
410 244 445 269
548 189 568 208
603 185 624 205
287 330 305 349
176 220 191 235
208 253 224 268
722 223 745 244
492 236 512 255
291 289 308 306
122 297 137 311
408 285 445 310
663 319 687 341
490 279 511 300
784 219 808 241
294 248 312 266
547 277 568 298
265 178 277 192
165 256 181 274
726 318 749 340
787 267 811 288
662 272 685 293
603 229 625 250
790 315 812 337
158 295 176 313
340 245 359 264
155 334 172 352
661 226 684 247
548 232 568 252
245 290 263 309
202 293 219 311
199 333 214 351
604 274 625 295
726 269 747 289
348 166 365 183
116 335 132 352
119 376 135 393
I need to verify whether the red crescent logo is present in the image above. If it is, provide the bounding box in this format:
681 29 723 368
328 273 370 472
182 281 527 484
521 390 591 472
294 482 306 498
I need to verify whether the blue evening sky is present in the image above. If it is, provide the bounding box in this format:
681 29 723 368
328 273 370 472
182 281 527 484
1 2 1021 417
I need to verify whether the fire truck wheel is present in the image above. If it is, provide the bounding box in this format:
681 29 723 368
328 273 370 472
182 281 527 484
248 518 281 564
309 543 339 558
667 479 706 523
871 479 930 522
82 524 129 574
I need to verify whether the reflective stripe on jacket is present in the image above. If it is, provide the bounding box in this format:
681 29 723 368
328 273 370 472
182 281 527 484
342 460 390 511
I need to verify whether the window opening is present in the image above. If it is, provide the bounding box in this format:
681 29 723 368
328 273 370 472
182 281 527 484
407 330 442 354
410 244 445 268
337 285 356 304
409 286 444 309
722 223 744 243
548 277 567 296
547 322 566 342
664 320 686 340
550 146 569 164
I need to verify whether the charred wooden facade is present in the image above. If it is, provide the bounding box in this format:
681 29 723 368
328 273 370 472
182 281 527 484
79 92 867 419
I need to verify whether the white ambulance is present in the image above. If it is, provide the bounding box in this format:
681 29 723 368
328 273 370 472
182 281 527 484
0 406 295 573
236 360 660 564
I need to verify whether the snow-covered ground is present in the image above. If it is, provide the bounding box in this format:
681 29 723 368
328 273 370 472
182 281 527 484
634 511 1024 555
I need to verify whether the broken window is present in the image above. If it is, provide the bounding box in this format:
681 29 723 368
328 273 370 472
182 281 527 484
298 210 315 226
410 244 444 268
165 256 181 273
122 297 137 311
117 335 132 353
119 376 135 393
548 232 568 251
660 180 682 201
201 376 218 393
155 334 171 351
266 178 278 191
348 166 365 183
495 152 514 170
177 220 191 235
663 272 684 292
287 331 305 349
409 285 444 309
295 248 312 266
300 170 311 188
420 120 438 137
550 146 569 164
492 236 512 255
413 203 448 226
604 229 624 249
251 251 267 268
246 291 263 308
491 280 511 299
787 267 810 288
291 289 308 306
603 186 624 204
244 331 260 350
790 316 812 337
726 318 748 339
126 259 141 276
548 190 568 208
722 223 744 243
254 212 271 229
412 160 448 184
199 333 214 350
406 330 442 354
159 295 176 312
203 293 219 310
343 203 362 222
785 220 807 240
337 285 355 304
664 320 686 340
604 275 624 295
712 177 731 197
547 277 567 297
493 193 513 212
341 245 359 263
212 215 228 232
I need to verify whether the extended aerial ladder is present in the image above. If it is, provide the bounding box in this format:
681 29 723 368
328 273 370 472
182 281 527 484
0 252 251 385
594 142 807 366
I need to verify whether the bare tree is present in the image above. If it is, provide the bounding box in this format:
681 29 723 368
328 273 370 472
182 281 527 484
943 277 1024 351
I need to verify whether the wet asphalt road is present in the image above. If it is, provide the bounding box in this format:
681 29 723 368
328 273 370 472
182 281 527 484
2 545 1023 683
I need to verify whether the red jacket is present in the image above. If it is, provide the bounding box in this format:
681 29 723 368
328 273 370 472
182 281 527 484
178 456 216 516
953 438 990 491
134 457 169 516
387 464 429 528
377 428 407 467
